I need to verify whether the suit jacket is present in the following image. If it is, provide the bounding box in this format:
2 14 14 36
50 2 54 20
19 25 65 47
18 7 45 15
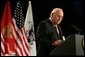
36 19 63 56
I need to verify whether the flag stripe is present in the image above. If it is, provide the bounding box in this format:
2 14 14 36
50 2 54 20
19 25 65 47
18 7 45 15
1 33 5 42
15 28 28 56
1 51 3 56
1 33 5 53
13 31 24 56
15 45 22 56
13 23 23 54
12 18 25 56
11 21 24 56
12 18 31 56
22 28 31 55
14 22 25 56
1 42 5 55
15 43 23 56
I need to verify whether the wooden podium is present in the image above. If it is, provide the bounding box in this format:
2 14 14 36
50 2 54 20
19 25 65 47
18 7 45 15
50 34 84 56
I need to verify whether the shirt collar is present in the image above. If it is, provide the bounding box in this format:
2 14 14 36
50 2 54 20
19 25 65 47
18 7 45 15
49 18 58 27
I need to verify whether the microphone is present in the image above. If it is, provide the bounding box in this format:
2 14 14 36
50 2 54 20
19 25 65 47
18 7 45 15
70 24 82 34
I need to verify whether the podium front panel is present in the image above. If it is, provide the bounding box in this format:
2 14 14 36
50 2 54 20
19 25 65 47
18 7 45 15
50 34 84 56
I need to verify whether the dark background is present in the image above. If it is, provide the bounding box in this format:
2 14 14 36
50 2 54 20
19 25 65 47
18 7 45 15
0 0 84 38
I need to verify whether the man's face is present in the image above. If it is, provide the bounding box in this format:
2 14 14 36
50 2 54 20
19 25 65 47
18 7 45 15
52 10 64 25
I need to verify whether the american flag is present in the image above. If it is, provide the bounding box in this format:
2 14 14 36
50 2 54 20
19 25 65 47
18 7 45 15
12 1 31 56
14 1 25 29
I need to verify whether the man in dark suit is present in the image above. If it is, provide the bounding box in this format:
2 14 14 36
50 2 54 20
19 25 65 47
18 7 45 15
36 8 65 56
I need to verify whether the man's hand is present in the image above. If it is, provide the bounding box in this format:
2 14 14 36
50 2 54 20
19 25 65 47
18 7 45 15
52 39 63 46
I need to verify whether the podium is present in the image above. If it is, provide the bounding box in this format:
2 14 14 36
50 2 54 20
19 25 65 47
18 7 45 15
50 34 84 56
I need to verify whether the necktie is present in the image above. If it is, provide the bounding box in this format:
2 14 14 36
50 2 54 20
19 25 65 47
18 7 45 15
55 25 63 39
54 25 65 40
54 25 59 35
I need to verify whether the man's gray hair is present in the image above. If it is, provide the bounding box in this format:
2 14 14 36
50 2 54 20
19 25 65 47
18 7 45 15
50 8 63 19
